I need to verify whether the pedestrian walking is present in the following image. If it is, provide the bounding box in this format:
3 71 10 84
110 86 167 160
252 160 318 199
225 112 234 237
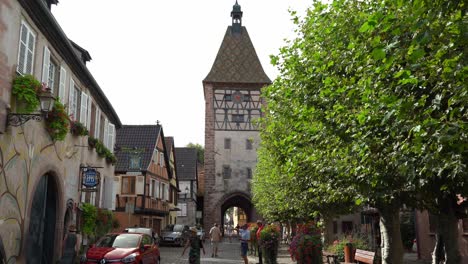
227 224 233 243
256 220 264 264
209 223 222 257
60 225 81 264
181 227 205 264
238 224 250 264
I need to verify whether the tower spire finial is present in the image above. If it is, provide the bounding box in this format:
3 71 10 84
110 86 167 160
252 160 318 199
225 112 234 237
231 1 243 34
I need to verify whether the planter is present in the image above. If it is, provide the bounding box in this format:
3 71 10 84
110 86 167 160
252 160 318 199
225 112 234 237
263 245 278 264
344 244 354 263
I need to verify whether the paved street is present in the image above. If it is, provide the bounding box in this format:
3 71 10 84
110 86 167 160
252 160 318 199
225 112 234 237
159 238 431 264
159 238 294 264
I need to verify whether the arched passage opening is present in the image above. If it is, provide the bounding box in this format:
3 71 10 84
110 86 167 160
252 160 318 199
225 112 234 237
25 173 58 263
220 193 253 236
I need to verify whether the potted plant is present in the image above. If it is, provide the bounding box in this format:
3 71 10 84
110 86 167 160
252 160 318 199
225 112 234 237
88 136 98 148
45 99 70 141
70 120 89 136
11 74 42 113
260 224 280 264
288 222 323 264
325 233 370 263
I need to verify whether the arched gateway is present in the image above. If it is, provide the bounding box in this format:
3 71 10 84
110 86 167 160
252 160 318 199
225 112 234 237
203 1 271 231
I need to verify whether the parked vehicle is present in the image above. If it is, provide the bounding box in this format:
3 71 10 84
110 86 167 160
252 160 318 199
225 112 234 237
160 224 190 247
124 227 160 244
80 233 160 264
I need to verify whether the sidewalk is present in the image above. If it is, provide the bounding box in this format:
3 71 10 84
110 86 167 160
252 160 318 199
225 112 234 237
247 244 295 264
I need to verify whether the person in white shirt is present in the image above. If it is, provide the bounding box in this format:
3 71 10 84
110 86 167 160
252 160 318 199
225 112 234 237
238 224 251 264
209 223 222 257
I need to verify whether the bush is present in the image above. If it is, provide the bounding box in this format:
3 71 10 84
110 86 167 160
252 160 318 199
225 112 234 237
289 222 323 264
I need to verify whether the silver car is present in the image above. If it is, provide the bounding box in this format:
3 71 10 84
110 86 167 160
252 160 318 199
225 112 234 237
160 224 190 247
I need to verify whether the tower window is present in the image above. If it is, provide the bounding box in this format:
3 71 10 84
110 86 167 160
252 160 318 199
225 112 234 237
223 165 231 179
246 139 253 150
232 114 244 123
224 138 231 149
246 168 252 179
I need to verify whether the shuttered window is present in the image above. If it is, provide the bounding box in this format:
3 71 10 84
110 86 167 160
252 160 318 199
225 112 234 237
94 108 101 139
86 96 92 129
41 46 50 86
108 123 115 152
68 79 76 118
80 92 88 125
17 21 36 75
58 67 67 103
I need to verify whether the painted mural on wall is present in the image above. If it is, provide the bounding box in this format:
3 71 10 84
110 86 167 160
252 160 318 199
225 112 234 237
0 123 78 263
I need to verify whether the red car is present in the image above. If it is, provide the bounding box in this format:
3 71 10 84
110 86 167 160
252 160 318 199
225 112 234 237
81 233 160 264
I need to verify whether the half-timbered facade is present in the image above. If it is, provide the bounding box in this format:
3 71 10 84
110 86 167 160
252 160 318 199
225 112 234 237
114 125 174 235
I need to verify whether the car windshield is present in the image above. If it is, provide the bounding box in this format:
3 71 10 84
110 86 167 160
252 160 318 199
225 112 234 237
96 234 140 248
173 224 185 232
125 228 152 236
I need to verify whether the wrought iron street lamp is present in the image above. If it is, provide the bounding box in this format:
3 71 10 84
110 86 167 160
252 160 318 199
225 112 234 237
7 88 55 127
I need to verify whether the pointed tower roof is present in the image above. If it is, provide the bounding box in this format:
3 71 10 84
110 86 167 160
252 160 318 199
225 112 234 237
204 2 271 85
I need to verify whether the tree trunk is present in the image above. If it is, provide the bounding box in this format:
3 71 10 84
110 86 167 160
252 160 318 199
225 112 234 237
378 203 404 264
432 197 461 264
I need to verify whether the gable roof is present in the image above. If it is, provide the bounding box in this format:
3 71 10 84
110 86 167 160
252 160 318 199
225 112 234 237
115 125 161 172
175 148 198 181
203 26 271 85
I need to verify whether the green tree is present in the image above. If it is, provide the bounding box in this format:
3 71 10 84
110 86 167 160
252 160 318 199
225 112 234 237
187 143 205 164
255 0 467 263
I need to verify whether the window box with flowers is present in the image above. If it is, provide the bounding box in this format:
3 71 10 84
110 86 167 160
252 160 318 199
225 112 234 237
260 224 281 264
70 120 88 136
11 74 42 113
88 136 98 148
45 99 69 141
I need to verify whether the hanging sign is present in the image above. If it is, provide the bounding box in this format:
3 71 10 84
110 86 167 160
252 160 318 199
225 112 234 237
82 167 100 190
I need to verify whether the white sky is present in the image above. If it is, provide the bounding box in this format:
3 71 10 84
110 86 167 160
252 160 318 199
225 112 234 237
51 1 312 147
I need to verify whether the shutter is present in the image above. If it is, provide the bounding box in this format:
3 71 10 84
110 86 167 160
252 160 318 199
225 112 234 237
41 46 50 85
103 118 109 149
149 180 153 198
165 184 169 201
59 67 67 103
156 181 160 198
108 124 115 153
114 176 121 195
86 96 92 129
17 23 27 73
68 79 75 116
103 176 115 209
80 92 88 124
26 28 35 74
136 176 144 195
94 108 101 138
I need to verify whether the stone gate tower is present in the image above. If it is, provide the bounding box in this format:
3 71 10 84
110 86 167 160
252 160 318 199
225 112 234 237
203 1 271 231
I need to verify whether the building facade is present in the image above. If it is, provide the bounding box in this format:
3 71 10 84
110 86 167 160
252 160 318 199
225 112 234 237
165 137 180 226
0 0 121 262
175 147 200 226
113 125 176 235
203 2 271 231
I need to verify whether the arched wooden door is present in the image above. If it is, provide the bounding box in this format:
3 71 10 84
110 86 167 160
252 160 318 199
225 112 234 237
25 175 58 263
